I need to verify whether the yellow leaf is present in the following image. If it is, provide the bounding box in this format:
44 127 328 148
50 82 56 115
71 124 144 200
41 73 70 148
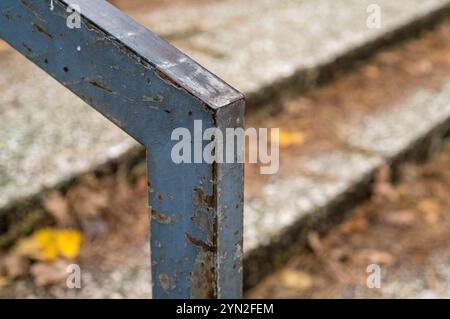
32 228 58 261
56 230 81 260
279 269 313 290
13 228 82 262
418 199 442 225
0 276 10 288
277 130 306 147
13 237 41 259
33 228 54 247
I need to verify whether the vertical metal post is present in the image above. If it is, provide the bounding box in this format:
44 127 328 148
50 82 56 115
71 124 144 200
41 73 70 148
148 100 244 298
0 0 244 298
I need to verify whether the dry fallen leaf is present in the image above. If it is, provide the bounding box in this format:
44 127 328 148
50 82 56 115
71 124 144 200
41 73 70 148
68 184 109 220
56 230 81 260
278 269 313 290
13 237 42 260
0 276 10 288
43 192 72 226
364 65 380 79
13 228 82 261
339 215 369 234
30 260 70 287
277 130 306 147
355 249 395 266
395 184 410 197
373 165 398 201
0 254 30 279
307 231 322 254
418 199 442 225
33 228 59 261
384 210 416 227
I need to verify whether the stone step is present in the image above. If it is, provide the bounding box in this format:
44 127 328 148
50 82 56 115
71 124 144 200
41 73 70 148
6 77 450 297
243 81 450 287
1 0 449 213
2 0 450 296
131 0 450 105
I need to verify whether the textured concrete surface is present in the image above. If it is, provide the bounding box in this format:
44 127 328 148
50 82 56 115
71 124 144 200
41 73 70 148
1 0 450 210
243 81 450 286
2 242 152 299
3 78 450 299
0 53 136 209
245 83 450 252
139 0 450 96
3 0 450 298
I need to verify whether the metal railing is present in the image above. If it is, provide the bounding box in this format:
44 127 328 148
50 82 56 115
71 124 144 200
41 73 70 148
0 0 245 298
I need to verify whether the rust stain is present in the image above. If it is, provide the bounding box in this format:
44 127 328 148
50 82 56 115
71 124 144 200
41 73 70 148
189 249 216 298
152 210 176 224
155 68 183 90
22 43 32 52
188 172 219 297
88 80 115 94
155 192 163 201
32 23 53 39
20 0 32 9
192 187 214 208
158 273 170 291
210 161 218 250
185 232 215 252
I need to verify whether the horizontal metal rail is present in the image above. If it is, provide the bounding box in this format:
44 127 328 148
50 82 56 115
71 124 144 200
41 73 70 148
0 0 244 298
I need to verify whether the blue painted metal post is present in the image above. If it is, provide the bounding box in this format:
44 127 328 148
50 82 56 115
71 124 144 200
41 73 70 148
0 0 244 298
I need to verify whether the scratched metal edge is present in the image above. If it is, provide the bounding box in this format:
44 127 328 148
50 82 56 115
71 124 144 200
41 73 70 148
215 99 245 299
60 0 244 110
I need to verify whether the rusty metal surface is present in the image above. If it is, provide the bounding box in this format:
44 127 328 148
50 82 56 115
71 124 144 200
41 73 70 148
0 0 244 298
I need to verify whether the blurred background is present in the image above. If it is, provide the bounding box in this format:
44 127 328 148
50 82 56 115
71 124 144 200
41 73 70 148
1 0 450 298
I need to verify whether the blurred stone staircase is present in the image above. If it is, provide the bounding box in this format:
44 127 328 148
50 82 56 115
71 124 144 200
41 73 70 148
1 0 450 294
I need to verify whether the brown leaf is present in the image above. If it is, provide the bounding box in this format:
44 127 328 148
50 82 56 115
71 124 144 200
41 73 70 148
418 199 442 225
307 231 322 254
355 249 395 266
0 254 30 279
384 210 416 227
30 260 71 287
339 215 369 234
278 270 313 290
68 185 109 220
0 276 10 288
278 130 306 147
135 175 148 194
373 165 398 201
43 191 73 226
364 65 380 79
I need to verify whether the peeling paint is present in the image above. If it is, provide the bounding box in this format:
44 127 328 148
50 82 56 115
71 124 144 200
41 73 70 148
158 273 170 291
152 210 176 224
142 94 164 103
185 232 215 252
188 249 216 299
88 80 116 94
31 23 53 39
192 186 214 208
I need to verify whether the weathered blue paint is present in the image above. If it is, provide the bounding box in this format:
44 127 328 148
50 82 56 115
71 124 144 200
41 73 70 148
0 0 244 298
